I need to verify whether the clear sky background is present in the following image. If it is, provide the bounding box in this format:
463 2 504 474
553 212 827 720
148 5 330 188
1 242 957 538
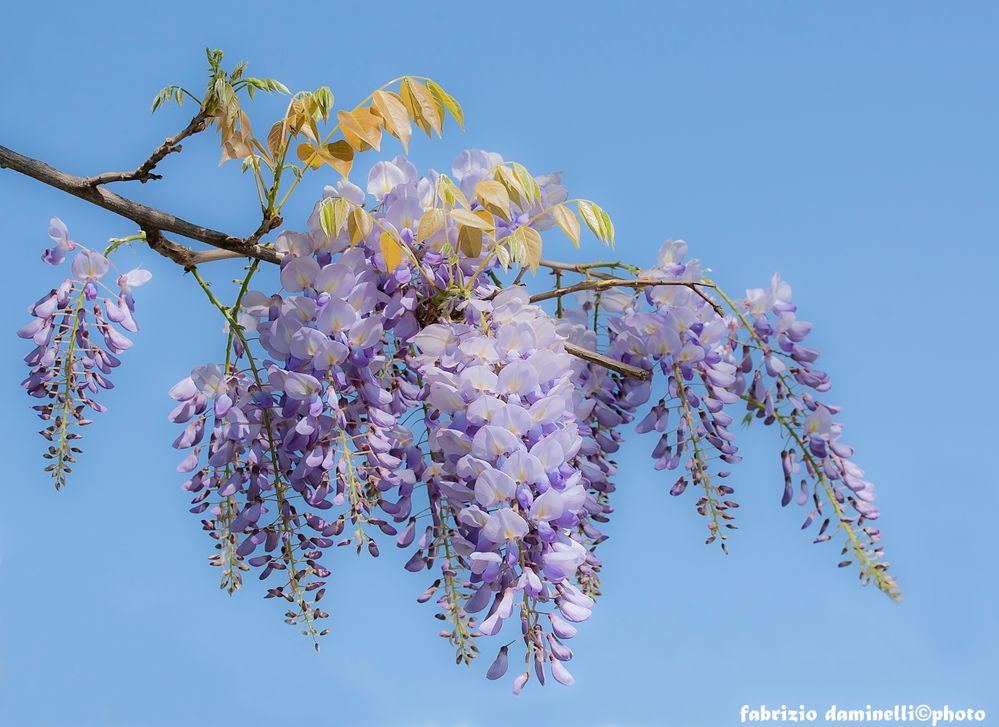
1 2 996 726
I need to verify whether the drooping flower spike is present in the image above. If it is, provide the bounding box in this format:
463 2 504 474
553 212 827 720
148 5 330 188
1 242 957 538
20 221 151 489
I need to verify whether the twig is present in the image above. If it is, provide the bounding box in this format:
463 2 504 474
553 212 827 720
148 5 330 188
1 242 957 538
0 143 281 264
537 259 618 280
529 276 724 316
143 228 198 269
564 341 650 380
143 228 282 271
84 110 210 185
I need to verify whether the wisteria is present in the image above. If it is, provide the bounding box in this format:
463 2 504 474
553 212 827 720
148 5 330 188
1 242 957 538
410 288 596 685
12 55 899 694
19 221 150 489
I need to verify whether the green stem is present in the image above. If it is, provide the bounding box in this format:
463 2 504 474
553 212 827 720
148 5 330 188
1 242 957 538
52 290 87 488
189 267 322 646
673 364 726 547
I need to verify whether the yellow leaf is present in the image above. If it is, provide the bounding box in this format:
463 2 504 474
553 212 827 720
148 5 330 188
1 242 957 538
324 141 354 177
267 121 285 161
348 207 373 246
372 90 412 152
474 180 511 221
219 131 253 164
458 225 483 258
380 231 403 271
494 243 511 270
450 208 494 231
297 141 353 176
552 204 580 247
417 208 445 242
296 142 324 170
474 209 494 228
426 79 464 128
286 96 318 142
338 107 383 151
305 116 321 144
400 78 442 137
218 110 254 164
494 165 526 207
515 226 543 273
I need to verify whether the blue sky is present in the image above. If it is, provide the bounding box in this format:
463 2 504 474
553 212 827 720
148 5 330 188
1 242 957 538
1 2 997 726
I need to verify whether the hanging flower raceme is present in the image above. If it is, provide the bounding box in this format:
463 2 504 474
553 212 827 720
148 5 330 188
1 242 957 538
19 219 150 489
726 270 899 599
408 288 597 690
566 239 898 598
553 302 650 597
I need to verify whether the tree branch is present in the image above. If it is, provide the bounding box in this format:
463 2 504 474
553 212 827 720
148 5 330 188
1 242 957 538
142 229 268 270
143 228 199 269
529 276 725 317
539 260 613 281
83 110 210 185
0 143 282 264
538 259 636 281
563 342 650 380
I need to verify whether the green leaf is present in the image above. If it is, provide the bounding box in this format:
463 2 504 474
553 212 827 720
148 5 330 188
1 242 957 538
597 206 615 247
151 85 185 113
332 196 350 238
318 196 351 239
319 197 336 238
507 234 526 266
243 77 291 95
231 61 247 82
578 200 613 245
436 174 469 209
313 86 334 121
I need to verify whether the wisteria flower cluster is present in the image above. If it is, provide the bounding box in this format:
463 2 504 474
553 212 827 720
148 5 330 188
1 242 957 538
410 287 596 687
19 148 898 692
19 220 150 489
556 240 897 593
